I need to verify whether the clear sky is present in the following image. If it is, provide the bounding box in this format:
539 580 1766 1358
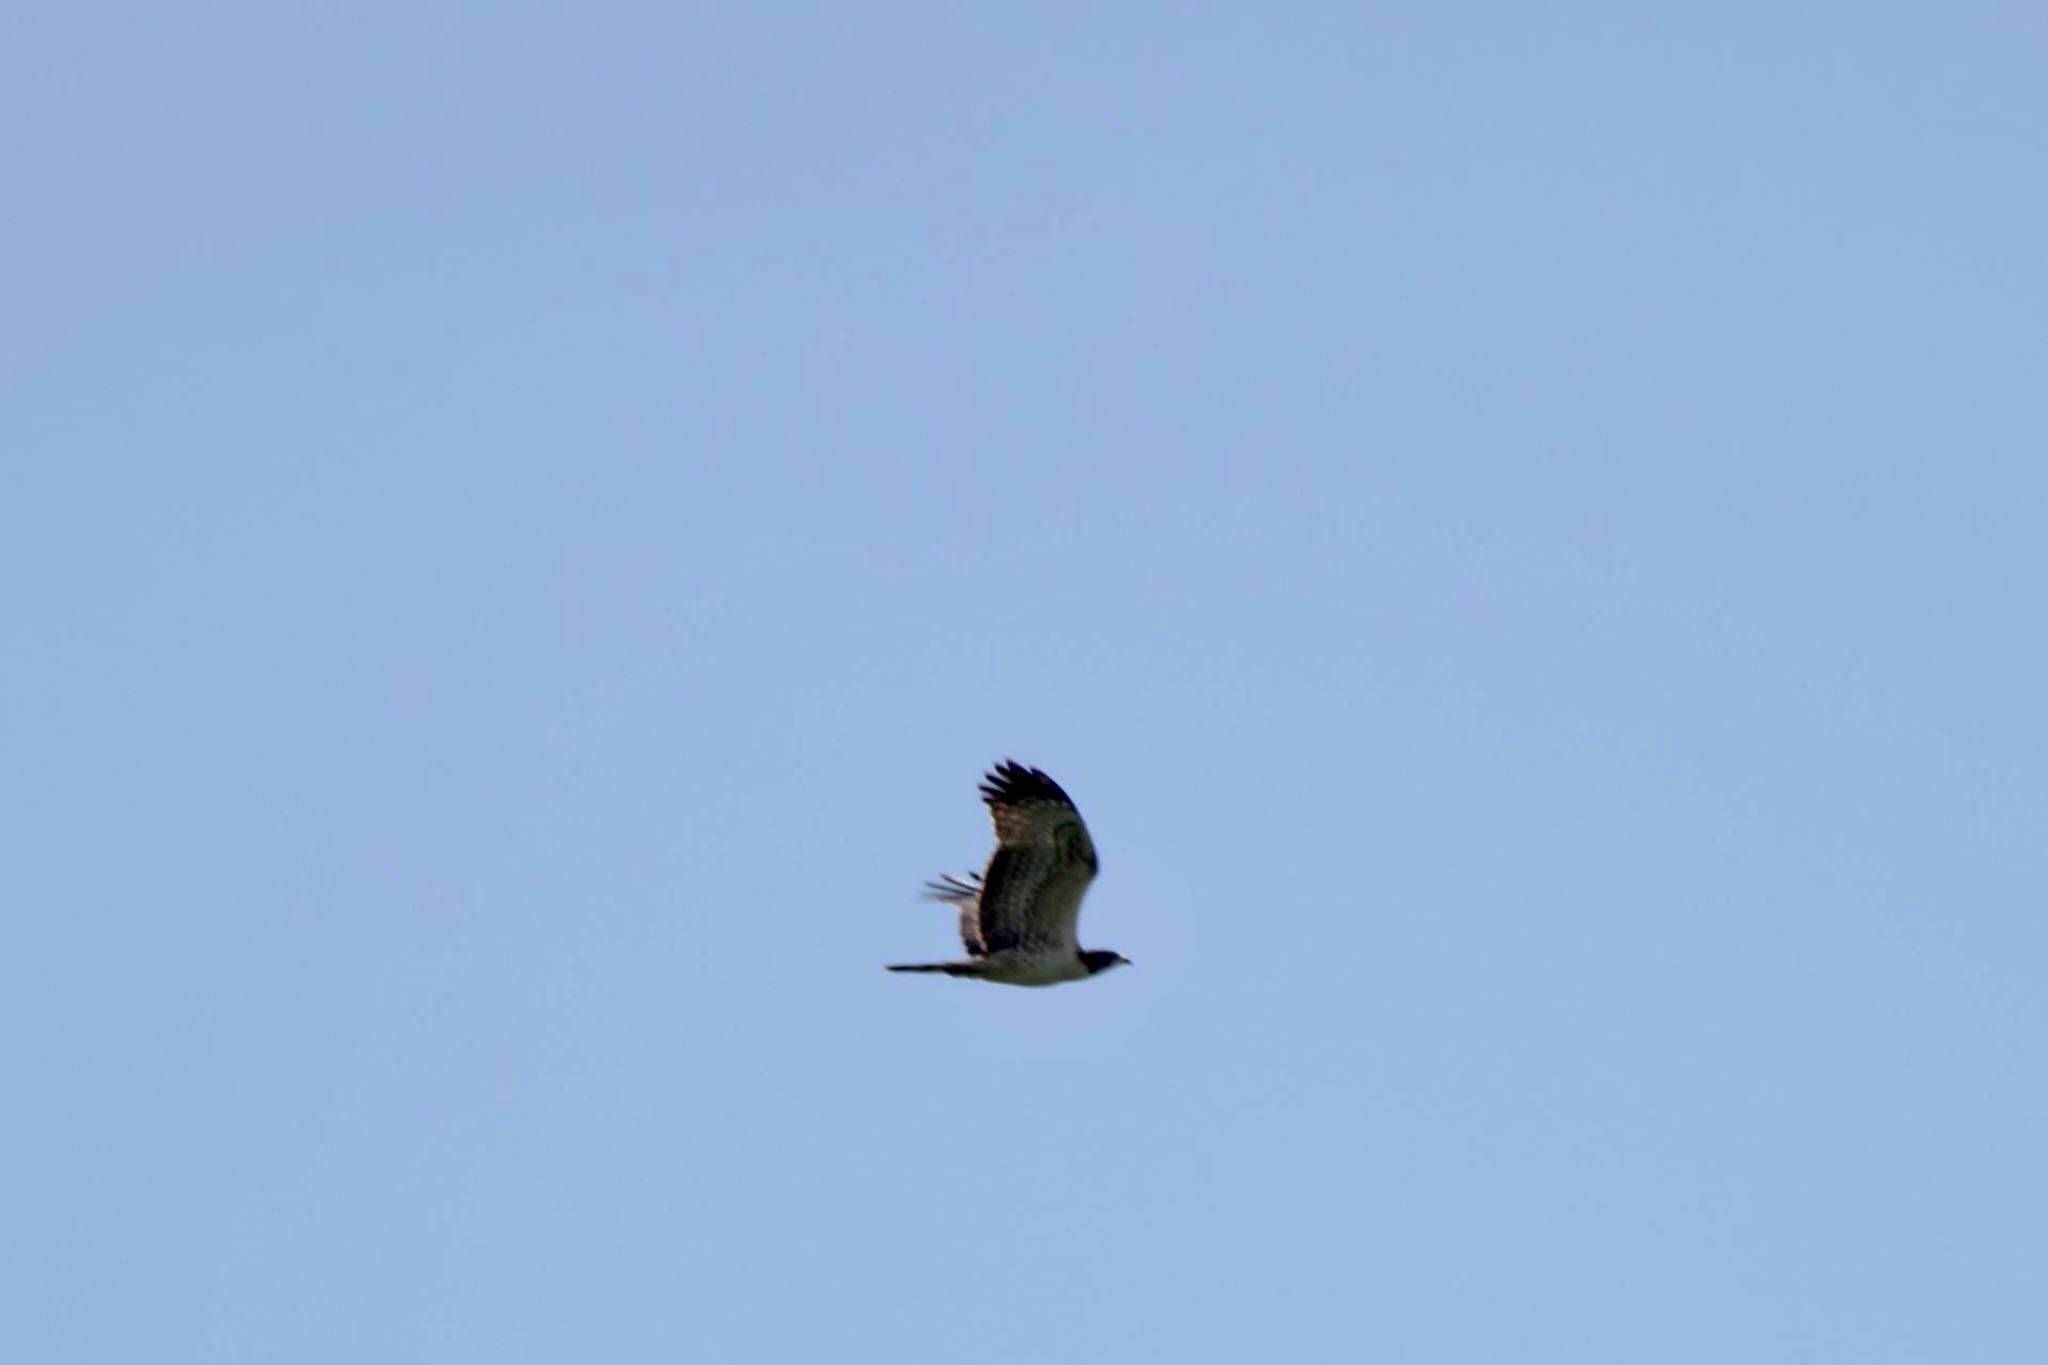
7 4 2044 1361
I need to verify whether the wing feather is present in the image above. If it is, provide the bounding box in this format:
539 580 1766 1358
972 761 1099 954
921 872 986 956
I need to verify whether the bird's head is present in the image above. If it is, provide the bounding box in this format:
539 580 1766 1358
1080 950 1131 976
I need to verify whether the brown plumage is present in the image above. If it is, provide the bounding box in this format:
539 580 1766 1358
888 762 1128 987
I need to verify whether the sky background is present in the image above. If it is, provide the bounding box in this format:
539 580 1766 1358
6 3 2045 1361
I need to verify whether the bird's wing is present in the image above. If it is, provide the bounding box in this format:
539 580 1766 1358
921 872 986 956
972 761 1099 955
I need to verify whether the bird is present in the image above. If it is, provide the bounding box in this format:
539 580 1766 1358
888 761 1130 986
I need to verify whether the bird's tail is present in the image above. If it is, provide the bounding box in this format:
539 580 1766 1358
886 961 985 977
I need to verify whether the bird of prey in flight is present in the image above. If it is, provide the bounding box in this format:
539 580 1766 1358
888 761 1129 987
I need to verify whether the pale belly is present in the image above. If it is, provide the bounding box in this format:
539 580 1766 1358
980 948 1089 987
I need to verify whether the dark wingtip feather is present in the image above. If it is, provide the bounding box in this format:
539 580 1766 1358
978 760 1075 808
920 873 981 902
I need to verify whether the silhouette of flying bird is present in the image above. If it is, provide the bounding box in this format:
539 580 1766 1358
889 761 1129 987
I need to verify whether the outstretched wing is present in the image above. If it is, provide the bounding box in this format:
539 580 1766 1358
921 872 986 956
972 761 1099 954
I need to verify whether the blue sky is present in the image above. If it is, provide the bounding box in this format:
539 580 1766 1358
7 3 2044 1361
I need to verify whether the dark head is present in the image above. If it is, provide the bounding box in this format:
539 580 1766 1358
1080 949 1131 976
